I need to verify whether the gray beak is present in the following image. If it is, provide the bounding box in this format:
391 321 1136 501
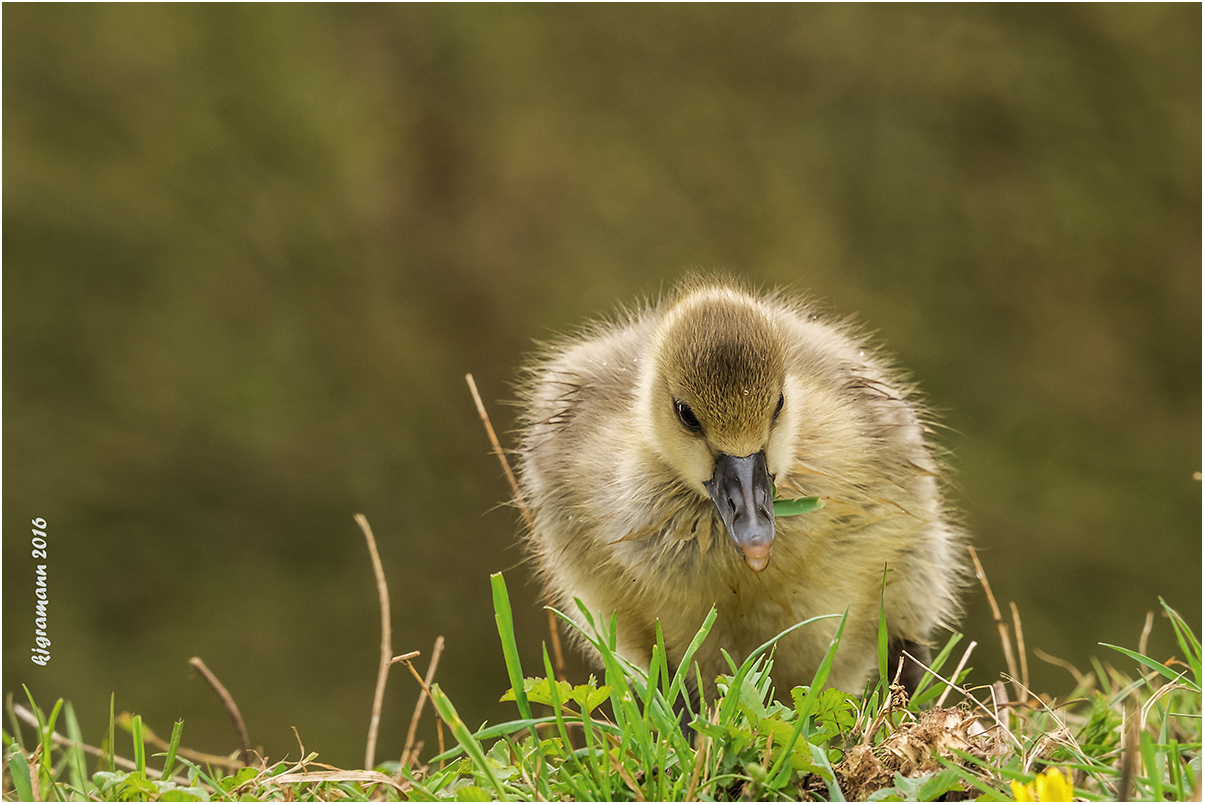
704 451 776 572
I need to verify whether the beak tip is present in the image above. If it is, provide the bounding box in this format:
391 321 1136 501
743 549 771 572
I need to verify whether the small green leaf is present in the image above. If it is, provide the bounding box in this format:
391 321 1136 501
456 785 494 801
570 683 613 712
916 768 964 801
8 743 33 802
159 785 206 802
773 496 824 517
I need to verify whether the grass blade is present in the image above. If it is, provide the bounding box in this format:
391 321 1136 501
22 685 58 798
770 611 848 785
160 719 184 781
62 702 91 797
668 607 718 715
540 645 596 801
911 632 964 706
717 613 840 726
429 683 506 799
6 693 26 753
108 692 116 773
1102 643 1188 686
7 741 34 802
1160 597 1201 689
808 740 846 801
131 714 146 774
491 572 533 721
1140 729 1162 800
877 567 889 684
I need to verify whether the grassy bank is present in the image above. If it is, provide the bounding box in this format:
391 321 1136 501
4 561 1200 801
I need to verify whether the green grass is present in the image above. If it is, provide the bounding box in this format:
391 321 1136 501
4 587 1200 801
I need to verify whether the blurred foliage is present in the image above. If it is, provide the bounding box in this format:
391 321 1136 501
3 4 1199 770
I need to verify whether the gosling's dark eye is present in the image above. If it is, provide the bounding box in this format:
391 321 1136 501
773 392 785 420
674 400 702 432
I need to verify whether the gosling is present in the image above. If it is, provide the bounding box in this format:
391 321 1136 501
515 280 963 703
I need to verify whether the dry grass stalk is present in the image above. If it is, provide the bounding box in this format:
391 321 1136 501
188 656 251 765
466 372 568 682
396 650 446 767
604 733 647 801
355 513 392 771
935 639 977 709
269 769 409 796
1033 647 1091 689
684 727 709 802
1139 609 1155 658
1009 601 1030 694
967 546 1022 703
1118 703 1139 802
902 650 1023 753
398 636 445 773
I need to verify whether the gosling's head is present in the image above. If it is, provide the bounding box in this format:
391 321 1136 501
640 286 792 572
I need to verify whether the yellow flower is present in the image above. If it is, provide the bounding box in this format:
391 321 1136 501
1011 768 1074 802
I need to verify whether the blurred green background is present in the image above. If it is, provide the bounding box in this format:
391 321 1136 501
4 4 1200 771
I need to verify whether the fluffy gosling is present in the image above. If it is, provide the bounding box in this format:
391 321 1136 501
515 280 964 701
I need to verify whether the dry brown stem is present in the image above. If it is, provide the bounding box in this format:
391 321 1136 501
1033 648 1091 689
466 372 568 682
935 639 977 709
967 546 1022 703
398 636 445 772
188 656 251 765
1010 601 1030 694
397 650 447 767
355 513 392 771
1139 609 1155 658
685 728 709 802
269 769 409 796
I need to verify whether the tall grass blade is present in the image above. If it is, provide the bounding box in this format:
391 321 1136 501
22 685 60 797
877 567 890 684
648 620 669 721
160 719 184 781
540 645 596 801
667 606 717 713
108 692 116 773
429 683 506 799
770 611 848 785
1140 729 1162 800
63 701 91 797
1102 643 1189 686
132 714 146 774
6 693 26 752
557 600 656 760
491 572 533 721
1160 597 1202 688
911 632 964 706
